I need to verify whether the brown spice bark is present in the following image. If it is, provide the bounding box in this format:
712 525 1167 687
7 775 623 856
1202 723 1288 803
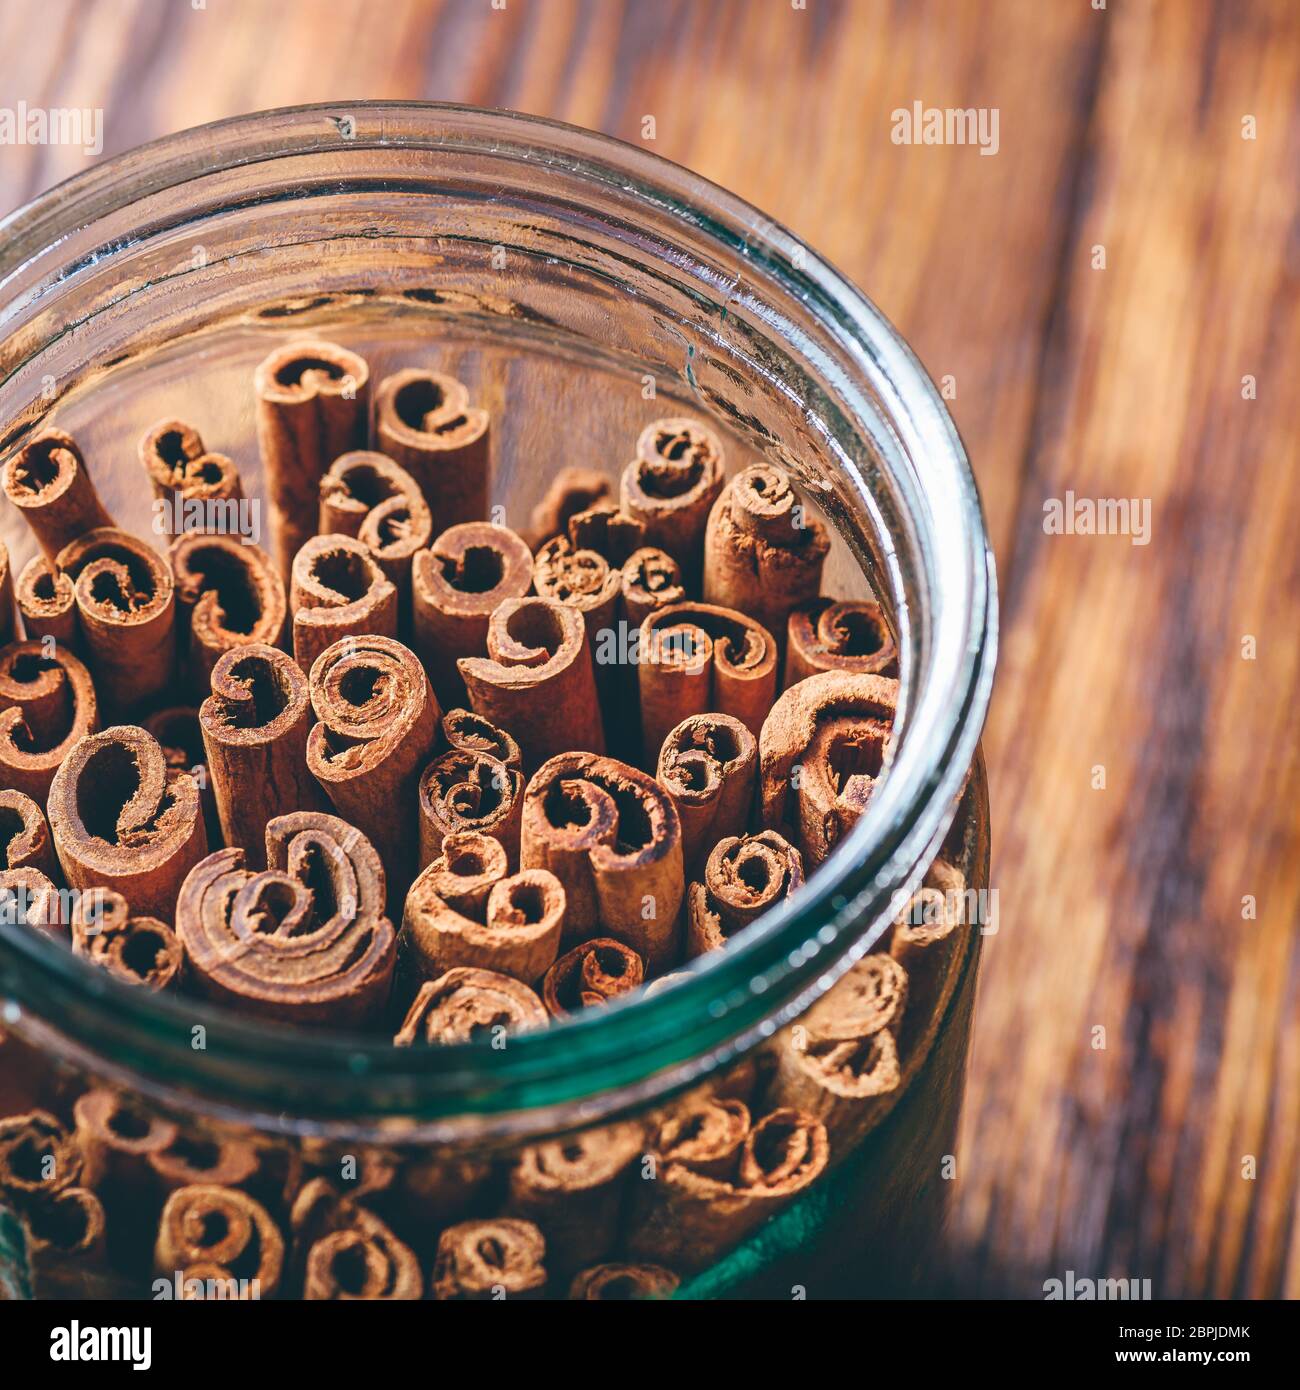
70 887 183 991
568 1263 680 1300
0 540 14 647
199 643 323 866
154 1184 284 1298
0 640 98 802
56 528 176 712
374 368 490 529
431 1218 546 1300
459 597 604 768
138 418 243 520
417 746 524 868
254 340 370 579
0 788 57 878
175 811 395 1027
685 829 804 957
170 532 286 693
394 966 548 1045
290 1177 421 1300
47 725 208 920
289 533 398 672
527 466 611 548
14 556 77 647
656 713 757 875
785 596 898 686
2 429 114 563
541 937 645 1017
521 751 684 970
411 521 533 705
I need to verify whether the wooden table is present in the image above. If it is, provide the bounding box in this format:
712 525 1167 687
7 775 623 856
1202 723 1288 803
1 0 1296 1298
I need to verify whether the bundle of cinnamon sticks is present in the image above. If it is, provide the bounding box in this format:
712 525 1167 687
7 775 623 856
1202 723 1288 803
0 341 973 1298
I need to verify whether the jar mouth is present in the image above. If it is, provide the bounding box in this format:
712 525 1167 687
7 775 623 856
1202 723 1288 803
0 102 997 1139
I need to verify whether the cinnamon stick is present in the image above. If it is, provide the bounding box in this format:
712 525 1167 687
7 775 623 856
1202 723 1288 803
527 467 610 548
148 1131 262 1197
0 1111 83 1204
0 639 99 802
569 1263 679 1300
758 670 899 865
541 938 645 1018
139 418 243 523
785 596 898 687
55 527 176 712
619 418 726 588
0 867 63 935
176 811 395 1026
441 706 523 768
21 1186 116 1299
394 966 548 1045
70 887 184 991
703 463 830 639
656 713 757 875
0 789 57 879
626 1107 828 1270
620 546 685 628
290 1177 421 1300
199 643 323 865
652 1093 752 1181
319 450 432 628
254 340 370 579
14 556 77 647
402 831 564 984
141 706 222 850
417 747 524 868
2 428 114 563
533 535 621 644
169 532 286 693
411 521 533 705
154 1184 284 1298
889 856 966 1059
507 1120 645 1270
374 368 490 529
685 829 804 957
770 954 907 1145
638 602 778 759
431 1218 546 1300
306 634 438 886
47 725 208 919
289 533 398 672
459 597 604 768
0 540 14 647
520 751 684 970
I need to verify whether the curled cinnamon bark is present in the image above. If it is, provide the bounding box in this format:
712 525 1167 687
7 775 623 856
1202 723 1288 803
2 429 114 563
786 596 898 686
533 535 621 639
527 467 611 548
654 1093 752 1181
148 1131 262 1196
21 1186 114 1298
0 540 14 647
0 789 56 878
686 830 804 957
47 725 207 919
56 528 176 711
620 546 685 628
771 955 908 1144
620 418 726 586
14 556 77 647
70 887 184 991
638 602 777 760
255 340 370 578
459 597 604 768
291 1178 421 1300
417 747 524 868
521 752 684 970
141 706 221 850
441 706 523 768
0 867 62 934
169 532 285 693
0 640 98 802
569 1263 680 1300
154 1184 284 1298
139 419 243 520
758 670 899 865
890 856 966 1058
306 635 438 885
394 966 548 1045
374 368 490 528
627 1107 828 1270
703 463 830 639
411 521 533 704
176 811 395 1026
290 533 398 672
566 499 647 566
431 1218 546 1300
0 1111 82 1202
541 937 645 1018
200 644 323 865
657 713 757 874
319 450 432 623
402 833 565 984
508 1120 645 1270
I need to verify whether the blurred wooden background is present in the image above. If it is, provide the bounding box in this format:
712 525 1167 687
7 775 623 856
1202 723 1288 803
1 0 1297 1298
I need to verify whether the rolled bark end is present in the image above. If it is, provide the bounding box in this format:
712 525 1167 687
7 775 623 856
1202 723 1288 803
0 639 100 803
686 829 804 957
528 466 612 548
541 937 645 1017
2 428 114 563
394 966 548 1046
568 1262 680 1300
620 417 726 583
14 555 77 646
0 788 56 877
71 887 184 991
431 1217 547 1300
290 532 398 671
657 712 758 874
786 596 899 686
139 418 243 518
154 1184 284 1299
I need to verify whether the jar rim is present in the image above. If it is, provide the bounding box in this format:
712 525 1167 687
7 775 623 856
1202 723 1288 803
0 102 997 1139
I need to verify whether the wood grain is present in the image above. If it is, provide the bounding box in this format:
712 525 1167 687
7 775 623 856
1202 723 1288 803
0 0 1296 1297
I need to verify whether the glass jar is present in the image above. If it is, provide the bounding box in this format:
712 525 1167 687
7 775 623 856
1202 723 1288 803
0 103 996 1299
